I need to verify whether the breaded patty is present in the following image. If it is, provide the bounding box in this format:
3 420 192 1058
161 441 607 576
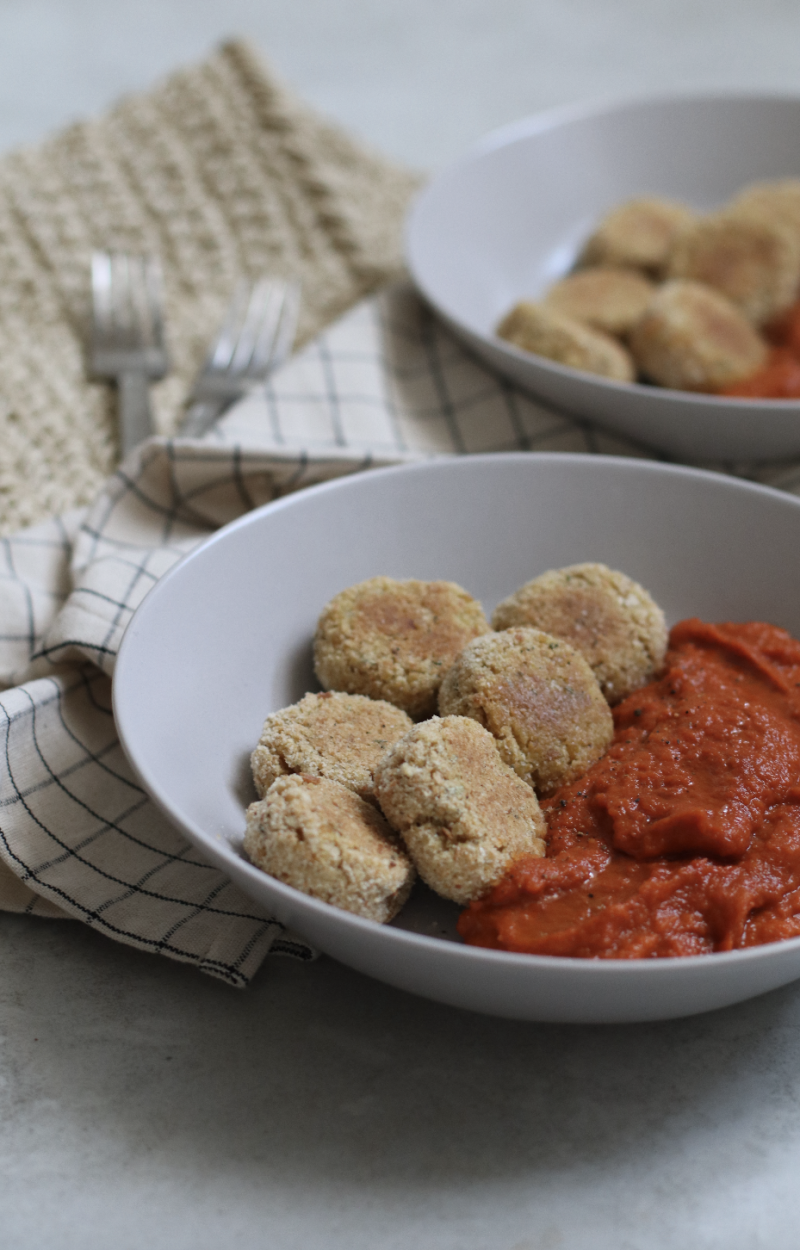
496 301 635 381
313 576 490 720
438 627 613 796
251 691 412 802
542 267 657 337
244 774 415 923
578 197 695 276
629 279 768 391
374 715 546 904
667 211 800 325
491 562 667 704
731 179 800 248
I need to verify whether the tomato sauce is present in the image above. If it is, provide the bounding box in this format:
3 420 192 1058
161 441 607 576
458 619 800 958
721 302 800 398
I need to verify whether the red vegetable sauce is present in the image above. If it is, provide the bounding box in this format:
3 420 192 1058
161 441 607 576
458 619 800 958
722 301 800 398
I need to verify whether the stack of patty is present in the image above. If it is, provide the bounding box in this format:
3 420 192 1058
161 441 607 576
243 566 666 922
497 180 800 392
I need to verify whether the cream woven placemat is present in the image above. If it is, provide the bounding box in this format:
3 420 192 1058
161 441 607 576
0 37 420 536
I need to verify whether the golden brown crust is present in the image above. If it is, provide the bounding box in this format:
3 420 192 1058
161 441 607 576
629 279 768 391
313 577 490 719
578 197 695 276
250 691 412 802
542 267 657 337
437 627 613 796
374 715 546 904
244 774 415 923
496 301 635 381
491 562 667 704
667 210 800 325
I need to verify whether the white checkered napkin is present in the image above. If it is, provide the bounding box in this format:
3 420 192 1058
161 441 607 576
220 281 641 459
0 509 87 689
36 443 402 677
4 280 800 982
0 667 308 983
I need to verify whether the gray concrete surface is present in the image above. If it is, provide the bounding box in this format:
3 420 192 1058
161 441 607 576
4 3 800 1247
4 911 800 1250
2 0 800 168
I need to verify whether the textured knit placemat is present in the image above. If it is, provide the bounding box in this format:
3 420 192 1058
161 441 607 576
0 37 419 537
4 280 800 986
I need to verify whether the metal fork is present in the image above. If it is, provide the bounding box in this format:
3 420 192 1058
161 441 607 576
178 277 300 437
90 252 170 456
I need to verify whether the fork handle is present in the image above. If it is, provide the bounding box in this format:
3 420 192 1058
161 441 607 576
118 371 155 456
178 397 230 438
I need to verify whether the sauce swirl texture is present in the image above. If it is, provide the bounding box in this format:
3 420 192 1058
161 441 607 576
459 619 800 957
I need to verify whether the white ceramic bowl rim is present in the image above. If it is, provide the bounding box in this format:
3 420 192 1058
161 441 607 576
469 86 800 158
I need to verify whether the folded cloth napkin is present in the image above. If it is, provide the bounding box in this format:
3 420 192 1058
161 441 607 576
4 280 800 986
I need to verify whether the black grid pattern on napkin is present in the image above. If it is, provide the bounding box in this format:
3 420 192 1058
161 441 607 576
241 286 624 458
0 509 86 687
0 666 313 984
36 443 385 677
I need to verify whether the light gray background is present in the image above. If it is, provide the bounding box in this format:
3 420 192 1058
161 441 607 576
3 3 800 1248
5 0 800 169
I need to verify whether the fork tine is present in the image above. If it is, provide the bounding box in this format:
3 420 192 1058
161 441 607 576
123 255 159 351
267 280 300 374
92 252 167 355
228 278 276 375
246 280 301 378
202 280 245 372
88 249 170 455
143 256 166 351
90 251 114 345
246 281 286 375
126 256 150 349
110 253 135 346
178 275 300 437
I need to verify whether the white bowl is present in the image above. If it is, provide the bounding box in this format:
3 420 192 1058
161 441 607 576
114 453 800 1022
406 94 800 462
